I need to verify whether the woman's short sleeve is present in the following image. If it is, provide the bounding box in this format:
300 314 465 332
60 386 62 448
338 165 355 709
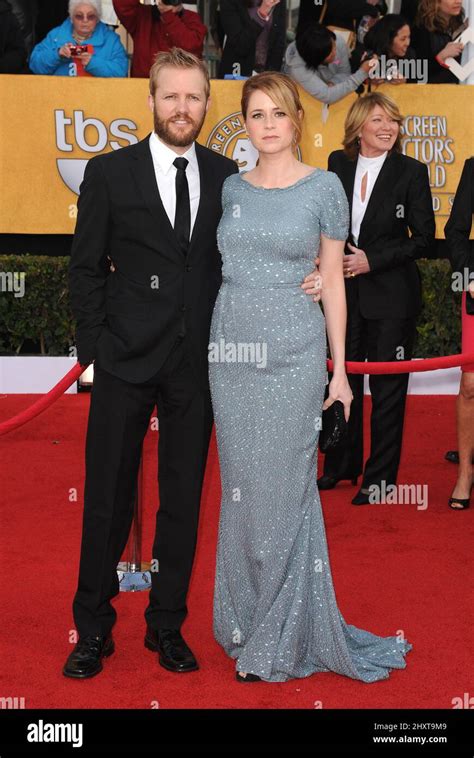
221 173 236 209
319 171 350 241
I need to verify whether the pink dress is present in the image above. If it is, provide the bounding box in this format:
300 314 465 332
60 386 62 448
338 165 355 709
462 291 474 372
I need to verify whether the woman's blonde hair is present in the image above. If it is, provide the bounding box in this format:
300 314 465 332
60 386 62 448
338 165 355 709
241 71 304 146
149 47 210 99
343 92 403 160
416 0 465 33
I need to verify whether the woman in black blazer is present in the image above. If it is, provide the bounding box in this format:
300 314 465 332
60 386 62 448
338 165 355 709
412 0 465 84
217 0 286 78
318 91 435 505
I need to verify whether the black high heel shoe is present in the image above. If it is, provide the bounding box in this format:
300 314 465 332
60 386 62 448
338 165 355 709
448 484 472 510
236 671 262 683
317 475 358 490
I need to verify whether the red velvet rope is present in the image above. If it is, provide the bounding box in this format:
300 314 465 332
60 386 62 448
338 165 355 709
1 354 474 437
0 362 86 437
328 353 474 374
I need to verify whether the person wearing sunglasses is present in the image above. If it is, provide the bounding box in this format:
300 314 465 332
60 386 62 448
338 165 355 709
29 0 128 77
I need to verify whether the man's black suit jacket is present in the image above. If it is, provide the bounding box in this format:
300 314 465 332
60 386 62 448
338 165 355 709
328 149 435 320
69 136 239 386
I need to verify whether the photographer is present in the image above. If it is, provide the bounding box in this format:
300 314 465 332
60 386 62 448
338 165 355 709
113 0 207 77
284 23 377 104
217 0 286 78
29 0 128 77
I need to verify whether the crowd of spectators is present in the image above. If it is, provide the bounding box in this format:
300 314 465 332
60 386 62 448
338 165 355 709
0 0 468 93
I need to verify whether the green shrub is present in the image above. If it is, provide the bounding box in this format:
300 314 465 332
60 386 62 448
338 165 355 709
0 255 74 356
0 255 462 358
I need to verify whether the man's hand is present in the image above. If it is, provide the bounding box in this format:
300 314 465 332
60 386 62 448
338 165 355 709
344 243 371 278
301 256 322 302
157 0 183 12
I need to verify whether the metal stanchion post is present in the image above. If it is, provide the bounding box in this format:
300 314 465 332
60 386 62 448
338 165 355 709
117 447 152 592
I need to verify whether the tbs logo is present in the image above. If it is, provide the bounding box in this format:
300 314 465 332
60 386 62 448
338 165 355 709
55 109 138 194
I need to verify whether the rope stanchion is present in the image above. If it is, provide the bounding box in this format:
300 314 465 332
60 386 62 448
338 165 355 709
328 353 474 375
0 362 87 437
1 353 473 438
117 446 152 592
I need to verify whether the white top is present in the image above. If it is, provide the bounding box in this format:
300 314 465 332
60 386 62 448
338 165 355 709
351 151 388 246
148 131 200 237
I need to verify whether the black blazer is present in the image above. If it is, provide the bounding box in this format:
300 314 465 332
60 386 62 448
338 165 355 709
69 137 238 386
217 0 286 78
411 25 461 84
328 149 435 319
445 157 474 278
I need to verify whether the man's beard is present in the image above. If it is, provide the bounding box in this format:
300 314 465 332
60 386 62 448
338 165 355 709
153 110 206 148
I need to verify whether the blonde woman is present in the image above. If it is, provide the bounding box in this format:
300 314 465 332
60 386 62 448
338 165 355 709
209 72 413 683
318 92 435 504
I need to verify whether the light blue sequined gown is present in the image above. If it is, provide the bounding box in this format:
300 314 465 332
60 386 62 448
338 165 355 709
209 170 412 683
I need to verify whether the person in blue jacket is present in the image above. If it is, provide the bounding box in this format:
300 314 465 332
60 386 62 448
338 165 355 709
29 0 128 77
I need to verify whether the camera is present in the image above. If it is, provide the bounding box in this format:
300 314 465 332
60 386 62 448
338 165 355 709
69 45 88 56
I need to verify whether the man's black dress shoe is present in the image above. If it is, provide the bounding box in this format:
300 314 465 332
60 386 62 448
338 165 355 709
351 489 372 505
317 475 358 490
63 634 114 679
144 627 199 673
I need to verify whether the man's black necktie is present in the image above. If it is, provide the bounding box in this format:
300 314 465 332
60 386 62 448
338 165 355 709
173 157 190 255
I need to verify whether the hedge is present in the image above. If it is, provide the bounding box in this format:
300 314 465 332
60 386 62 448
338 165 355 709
0 255 461 358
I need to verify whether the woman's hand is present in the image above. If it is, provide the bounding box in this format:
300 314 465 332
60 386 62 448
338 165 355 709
360 55 379 75
259 0 280 19
76 50 92 66
58 43 72 58
438 41 464 62
323 373 353 422
468 280 474 298
344 243 371 277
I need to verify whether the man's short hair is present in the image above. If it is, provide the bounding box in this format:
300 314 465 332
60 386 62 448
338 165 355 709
149 47 210 100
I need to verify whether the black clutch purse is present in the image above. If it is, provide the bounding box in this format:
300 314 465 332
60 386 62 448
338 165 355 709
319 397 348 453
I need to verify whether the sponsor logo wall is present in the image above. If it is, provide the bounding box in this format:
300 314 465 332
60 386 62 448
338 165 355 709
0 76 472 237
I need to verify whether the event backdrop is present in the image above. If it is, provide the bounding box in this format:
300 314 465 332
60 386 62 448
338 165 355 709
0 75 472 237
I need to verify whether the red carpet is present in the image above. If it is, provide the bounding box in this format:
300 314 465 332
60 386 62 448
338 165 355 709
0 393 472 709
